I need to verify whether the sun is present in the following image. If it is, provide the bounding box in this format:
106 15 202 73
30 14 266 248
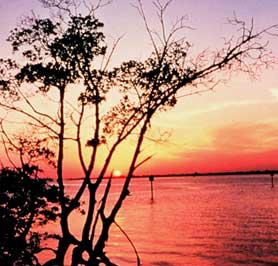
113 169 122 177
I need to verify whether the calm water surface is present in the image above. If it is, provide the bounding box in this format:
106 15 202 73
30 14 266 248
45 175 278 266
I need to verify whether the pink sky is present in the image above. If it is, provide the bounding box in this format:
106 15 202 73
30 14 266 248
1 1 278 177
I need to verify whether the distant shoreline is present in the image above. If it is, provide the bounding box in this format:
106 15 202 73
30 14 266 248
68 169 278 180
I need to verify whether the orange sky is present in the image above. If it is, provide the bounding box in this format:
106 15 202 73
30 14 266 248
1 1 278 177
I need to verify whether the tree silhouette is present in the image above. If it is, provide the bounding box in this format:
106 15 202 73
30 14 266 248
0 0 277 265
0 165 60 266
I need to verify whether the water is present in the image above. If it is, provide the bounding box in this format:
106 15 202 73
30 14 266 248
43 175 278 266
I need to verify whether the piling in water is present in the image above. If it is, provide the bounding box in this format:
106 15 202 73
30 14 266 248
149 175 154 201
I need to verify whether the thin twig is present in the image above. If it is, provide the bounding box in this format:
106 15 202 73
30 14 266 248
114 220 142 266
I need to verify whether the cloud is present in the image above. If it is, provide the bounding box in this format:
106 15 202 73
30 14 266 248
270 88 278 100
138 122 278 174
211 122 278 152
187 99 265 116
140 148 278 174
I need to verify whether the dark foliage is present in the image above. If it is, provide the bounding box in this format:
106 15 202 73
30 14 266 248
0 165 60 266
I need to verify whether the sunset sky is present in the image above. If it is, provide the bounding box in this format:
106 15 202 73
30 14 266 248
1 0 278 176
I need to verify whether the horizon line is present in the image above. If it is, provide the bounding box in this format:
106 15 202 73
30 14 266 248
67 169 278 180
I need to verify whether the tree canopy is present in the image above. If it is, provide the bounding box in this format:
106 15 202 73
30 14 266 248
0 165 60 266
